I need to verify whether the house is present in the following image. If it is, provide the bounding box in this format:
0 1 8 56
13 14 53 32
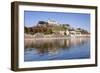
47 19 58 25
69 28 82 36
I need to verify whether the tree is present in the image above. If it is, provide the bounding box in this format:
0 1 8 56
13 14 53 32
38 21 47 24
24 26 30 34
62 24 70 35
76 28 89 34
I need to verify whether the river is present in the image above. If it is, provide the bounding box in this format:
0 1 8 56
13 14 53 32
24 37 90 61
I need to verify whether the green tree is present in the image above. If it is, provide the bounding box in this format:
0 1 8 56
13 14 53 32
62 24 70 35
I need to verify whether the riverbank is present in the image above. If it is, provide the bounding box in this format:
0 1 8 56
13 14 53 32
24 33 90 40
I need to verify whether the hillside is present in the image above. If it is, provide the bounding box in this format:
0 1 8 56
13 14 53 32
24 20 90 36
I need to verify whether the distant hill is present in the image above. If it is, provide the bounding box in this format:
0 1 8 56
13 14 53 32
25 20 90 35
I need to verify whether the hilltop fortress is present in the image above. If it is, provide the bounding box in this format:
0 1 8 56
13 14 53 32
25 20 90 38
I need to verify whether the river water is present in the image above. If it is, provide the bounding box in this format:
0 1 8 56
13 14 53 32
24 37 90 62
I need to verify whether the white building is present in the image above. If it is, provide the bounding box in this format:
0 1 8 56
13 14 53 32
47 20 58 25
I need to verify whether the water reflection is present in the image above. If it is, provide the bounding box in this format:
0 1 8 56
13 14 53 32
24 37 90 61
